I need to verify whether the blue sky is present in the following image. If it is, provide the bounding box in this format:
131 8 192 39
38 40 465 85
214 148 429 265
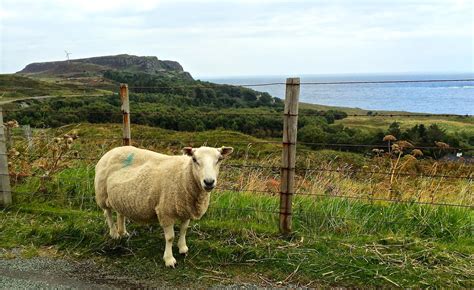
1 0 472 77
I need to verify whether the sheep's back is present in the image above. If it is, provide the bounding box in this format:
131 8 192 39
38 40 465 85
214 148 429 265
95 146 188 222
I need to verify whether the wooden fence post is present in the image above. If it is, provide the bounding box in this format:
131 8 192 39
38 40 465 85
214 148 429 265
0 107 12 206
23 125 33 151
279 77 300 235
120 84 131 146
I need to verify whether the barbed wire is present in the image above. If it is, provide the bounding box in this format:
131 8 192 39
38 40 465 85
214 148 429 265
125 78 474 89
304 113 473 118
299 79 474 85
3 137 283 148
1 153 472 179
3 78 474 93
4 187 472 209
2 79 473 232
2 109 284 117
2 159 472 180
3 107 472 118
292 192 474 209
296 141 472 151
3 133 473 151
233 189 474 209
7 200 466 228
295 167 473 179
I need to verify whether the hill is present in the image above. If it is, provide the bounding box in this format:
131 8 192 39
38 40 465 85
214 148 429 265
17 54 193 81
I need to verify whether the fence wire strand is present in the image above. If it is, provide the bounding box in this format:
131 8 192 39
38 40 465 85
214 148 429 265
3 108 472 118
1 78 474 222
3 188 472 209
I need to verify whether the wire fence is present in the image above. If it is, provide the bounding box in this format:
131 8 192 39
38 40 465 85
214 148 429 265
2 146 473 210
2 186 472 210
1 78 473 225
1 163 472 180
2 109 472 118
4 135 474 154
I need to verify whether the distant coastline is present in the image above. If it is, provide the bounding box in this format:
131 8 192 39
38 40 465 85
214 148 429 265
203 73 474 115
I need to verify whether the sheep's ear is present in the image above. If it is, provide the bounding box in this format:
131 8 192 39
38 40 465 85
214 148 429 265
219 146 234 157
183 147 194 156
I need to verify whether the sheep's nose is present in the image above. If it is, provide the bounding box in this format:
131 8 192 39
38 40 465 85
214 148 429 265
204 178 215 188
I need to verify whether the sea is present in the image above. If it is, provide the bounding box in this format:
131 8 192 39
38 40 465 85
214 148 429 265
203 73 474 115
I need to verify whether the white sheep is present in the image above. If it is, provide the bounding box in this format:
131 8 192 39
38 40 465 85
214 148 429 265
94 145 233 267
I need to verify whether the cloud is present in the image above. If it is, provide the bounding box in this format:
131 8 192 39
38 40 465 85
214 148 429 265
1 0 472 74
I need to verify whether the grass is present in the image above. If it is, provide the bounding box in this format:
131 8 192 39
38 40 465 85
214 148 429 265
2 160 473 287
0 74 109 100
1 188 473 287
2 123 473 287
338 115 474 136
7 123 473 206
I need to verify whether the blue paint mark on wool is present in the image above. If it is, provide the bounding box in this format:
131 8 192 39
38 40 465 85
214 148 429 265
123 153 135 168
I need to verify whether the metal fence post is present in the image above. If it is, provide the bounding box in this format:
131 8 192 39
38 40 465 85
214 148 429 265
0 107 12 206
120 84 131 146
279 77 300 234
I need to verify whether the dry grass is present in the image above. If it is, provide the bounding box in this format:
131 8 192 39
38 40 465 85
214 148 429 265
6 124 473 208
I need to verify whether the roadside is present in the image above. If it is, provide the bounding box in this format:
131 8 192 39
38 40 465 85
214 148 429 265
0 249 146 289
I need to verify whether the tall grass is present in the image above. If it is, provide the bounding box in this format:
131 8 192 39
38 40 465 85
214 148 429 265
2 123 473 286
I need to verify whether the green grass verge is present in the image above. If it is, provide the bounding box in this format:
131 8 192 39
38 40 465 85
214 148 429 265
1 186 472 287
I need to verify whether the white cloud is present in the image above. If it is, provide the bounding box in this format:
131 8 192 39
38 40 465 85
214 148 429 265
1 0 472 74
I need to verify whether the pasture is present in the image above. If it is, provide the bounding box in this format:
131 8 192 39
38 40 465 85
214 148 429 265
1 122 473 287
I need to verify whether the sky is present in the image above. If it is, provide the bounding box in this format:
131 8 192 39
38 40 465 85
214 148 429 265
0 0 473 77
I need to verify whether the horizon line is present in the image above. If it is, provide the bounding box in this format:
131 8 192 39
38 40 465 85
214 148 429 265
196 71 474 79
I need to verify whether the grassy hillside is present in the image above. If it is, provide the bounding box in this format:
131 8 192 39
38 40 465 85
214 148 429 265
0 74 108 101
338 115 474 135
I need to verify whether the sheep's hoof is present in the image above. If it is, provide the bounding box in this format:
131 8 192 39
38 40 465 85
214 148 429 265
109 229 120 239
164 256 177 268
179 245 189 255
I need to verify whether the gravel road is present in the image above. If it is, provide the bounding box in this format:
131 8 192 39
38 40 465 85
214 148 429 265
0 256 145 289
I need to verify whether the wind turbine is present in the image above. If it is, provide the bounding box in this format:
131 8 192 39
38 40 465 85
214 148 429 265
65 50 72 63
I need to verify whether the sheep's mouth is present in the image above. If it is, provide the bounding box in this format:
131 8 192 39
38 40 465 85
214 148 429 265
204 185 215 191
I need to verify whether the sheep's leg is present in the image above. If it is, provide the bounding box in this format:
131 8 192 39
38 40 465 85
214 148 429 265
162 224 177 268
117 213 130 237
178 219 190 255
104 209 119 239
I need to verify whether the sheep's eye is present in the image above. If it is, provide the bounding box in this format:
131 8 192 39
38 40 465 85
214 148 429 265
192 157 198 164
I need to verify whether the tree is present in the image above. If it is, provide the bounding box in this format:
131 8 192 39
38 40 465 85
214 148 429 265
299 125 327 148
387 122 401 139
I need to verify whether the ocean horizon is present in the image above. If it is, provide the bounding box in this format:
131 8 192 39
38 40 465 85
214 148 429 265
202 73 474 115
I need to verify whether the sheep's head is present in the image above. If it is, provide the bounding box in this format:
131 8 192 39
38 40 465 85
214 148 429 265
183 146 233 192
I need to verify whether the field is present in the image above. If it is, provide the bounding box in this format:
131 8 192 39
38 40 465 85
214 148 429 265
1 123 473 287
338 115 474 137
1 68 473 287
0 75 111 102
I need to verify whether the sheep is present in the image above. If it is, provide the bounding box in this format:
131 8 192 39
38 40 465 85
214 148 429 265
94 145 233 267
